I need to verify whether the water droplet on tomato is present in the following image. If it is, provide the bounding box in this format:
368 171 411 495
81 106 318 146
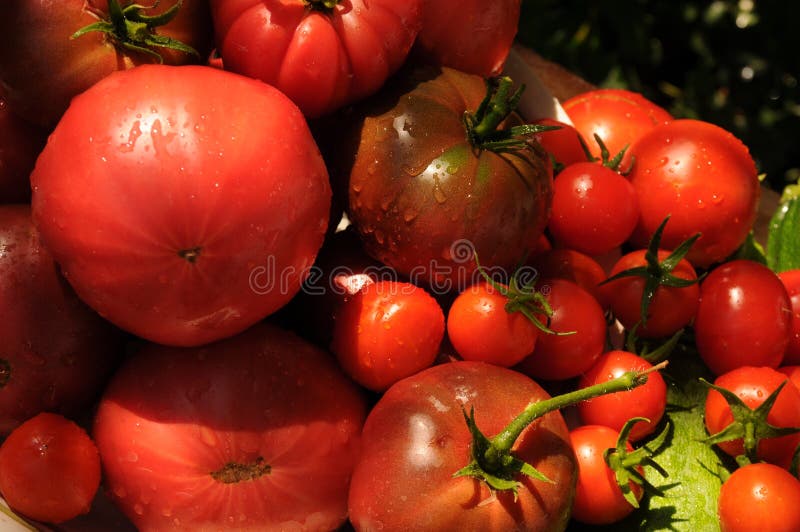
133 503 145 516
403 209 418 222
433 187 447 203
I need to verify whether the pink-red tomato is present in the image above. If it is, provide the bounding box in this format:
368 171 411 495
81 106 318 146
778 269 800 365
695 260 792 375
210 0 421 118
93 322 366 531
718 462 800 532
31 64 331 347
627 120 760 268
0 413 101 524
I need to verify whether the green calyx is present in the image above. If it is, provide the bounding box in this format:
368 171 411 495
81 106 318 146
305 0 341 12
581 133 632 172
71 0 199 63
605 417 669 508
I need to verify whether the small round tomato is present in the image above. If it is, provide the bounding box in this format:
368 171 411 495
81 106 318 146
704 366 800 469
547 161 640 256
331 280 445 391
527 248 607 305
577 351 667 442
695 260 792 375
0 413 101 524
718 462 800 532
777 365 800 391
446 281 539 367
532 118 588 170
778 269 800 365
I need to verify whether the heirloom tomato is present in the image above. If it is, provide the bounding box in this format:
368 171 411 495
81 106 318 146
31 65 331 347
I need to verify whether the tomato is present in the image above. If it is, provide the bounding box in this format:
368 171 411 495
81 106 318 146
777 365 800 391
0 412 101 524
348 361 577 531
330 280 445 391
527 248 607 305
562 88 672 167
412 0 520 77
515 278 606 381
695 260 792 375
778 269 800 365
0 205 123 437
210 0 421 118
718 462 800 532
576 350 667 442
0 0 212 128
93 322 366 531
31 64 331 347
346 66 553 290
569 425 642 525
0 87 47 203
531 118 588 171
547 161 640 256
446 281 539 367
627 119 760 268
704 366 800 469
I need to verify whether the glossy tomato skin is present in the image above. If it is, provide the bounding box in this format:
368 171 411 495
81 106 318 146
0 412 101 524
347 66 553 290
348 361 577 532
0 0 213 128
0 205 123 437
211 0 421 118
718 462 800 532
627 120 760 268
413 0 520 77
31 65 331 347
0 87 47 203
531 118 588 170
93 322 366 531
527 248 607 305
695 260 792 375
704 366 800 469
778 269 800 364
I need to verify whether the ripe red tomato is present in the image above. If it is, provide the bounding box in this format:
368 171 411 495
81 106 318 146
576 350 667 442
777 365 800 391
348 361 577 531
718 462 800 532
0 412 101 524
778 269 800 365
0 0 213 128
627 120 760 268
547 161 640 256
704 366 800 469
210 0 421 118
570 425 642 525
413 0 521 77
330 280 445 391
31 64 331 347
0 87 47 203
527 248 607 305
531 118 588 170
695 260 792 375
93 322 366 531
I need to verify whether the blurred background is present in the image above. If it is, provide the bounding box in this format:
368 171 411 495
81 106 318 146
516 0 800 194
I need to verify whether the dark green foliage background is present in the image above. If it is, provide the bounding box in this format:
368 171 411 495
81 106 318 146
516 0 800 193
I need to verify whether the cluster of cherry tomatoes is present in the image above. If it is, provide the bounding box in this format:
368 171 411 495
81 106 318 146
0 1 799 531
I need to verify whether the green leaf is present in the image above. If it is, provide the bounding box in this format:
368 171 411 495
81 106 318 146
767 194 800 272
733 231 767 265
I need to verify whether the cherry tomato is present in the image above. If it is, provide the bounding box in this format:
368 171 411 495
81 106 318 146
778 269 800 365
777 365 800 391
704 366 800 469
531 118 588 170
527 248 607 305
331 280 445 391
718 462 800 532
627 120 760 268
695 260 792 375
577 350 667 442
0 412 101 524
547 161 640 256
31 64 331 347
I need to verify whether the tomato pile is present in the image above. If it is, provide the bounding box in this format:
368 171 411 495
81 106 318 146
1 1 799 531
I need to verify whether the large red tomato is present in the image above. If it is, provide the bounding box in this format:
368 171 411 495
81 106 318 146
31 65 331 347
210 0 421 118
93 322 367 531
0 0 213 128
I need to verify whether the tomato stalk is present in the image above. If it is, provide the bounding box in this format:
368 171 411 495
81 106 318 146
454 361 668 497
305 0 341 12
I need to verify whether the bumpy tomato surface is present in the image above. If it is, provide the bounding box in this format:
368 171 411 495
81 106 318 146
31 65 331 347
93 322 366 531
348 361 577 531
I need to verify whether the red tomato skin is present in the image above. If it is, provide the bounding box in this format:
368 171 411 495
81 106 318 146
576 351 667 442
695 260 792 375
531 118 588 169
569 425 642 525
211 0 421 118
31 65 331 347
547 162 640 256
93 322 367 531
0 412 101 524
331 280 445 391
0 87 47 203
704 366 800 469
627 120 760 268
778 269 800 364
777 365 800 391
348 361 577 532
527 248 607 305
719 462 800 532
